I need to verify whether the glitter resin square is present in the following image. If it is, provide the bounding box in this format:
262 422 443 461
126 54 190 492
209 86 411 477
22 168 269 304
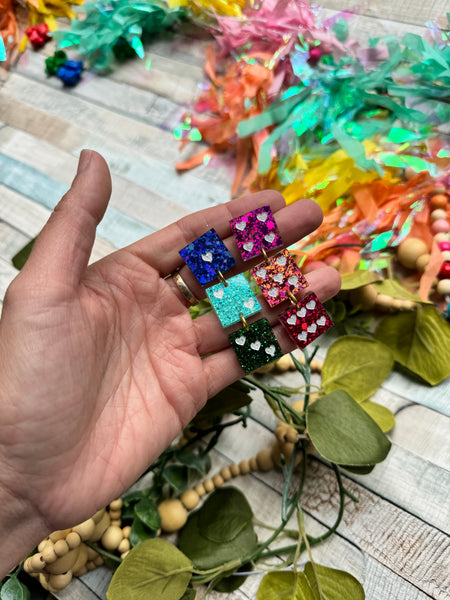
179 228 236 286
228 318 283 374
230 205 283 261
206 273 262 328
279 292 333 349
250 249 308 307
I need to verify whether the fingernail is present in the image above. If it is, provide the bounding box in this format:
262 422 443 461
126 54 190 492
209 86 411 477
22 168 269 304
77 149 92 174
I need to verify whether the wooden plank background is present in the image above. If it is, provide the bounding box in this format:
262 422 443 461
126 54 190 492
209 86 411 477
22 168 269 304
1 2 449 599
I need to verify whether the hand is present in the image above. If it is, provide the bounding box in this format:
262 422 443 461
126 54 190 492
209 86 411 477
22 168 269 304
0 151 340 574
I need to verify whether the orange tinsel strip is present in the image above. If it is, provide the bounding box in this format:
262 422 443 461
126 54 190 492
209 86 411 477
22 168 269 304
0 0 19 66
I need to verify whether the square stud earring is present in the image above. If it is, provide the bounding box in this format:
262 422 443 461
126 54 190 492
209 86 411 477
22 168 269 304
229 317 283 374
230 205 283 261
279 292 333 349
251 249 308 307
206 273 262 328
179 228 236 286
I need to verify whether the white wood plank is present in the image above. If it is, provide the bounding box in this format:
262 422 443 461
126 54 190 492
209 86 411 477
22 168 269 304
0 222 30 262
0 256 18 298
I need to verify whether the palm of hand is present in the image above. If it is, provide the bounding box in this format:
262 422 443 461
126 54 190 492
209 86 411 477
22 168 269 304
0 250 207 529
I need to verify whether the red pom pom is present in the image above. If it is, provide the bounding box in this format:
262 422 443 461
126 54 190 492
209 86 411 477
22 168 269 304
25 24 50 50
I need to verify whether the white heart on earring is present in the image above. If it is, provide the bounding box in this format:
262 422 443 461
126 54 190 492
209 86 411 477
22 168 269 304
273 273 283 283
213 289 224 299
243 242 254 252
202 252 213 262
306 299 316 311
265 233 276 244
287 315 297 326
244 299 255 309
250 340 261 351
236 221 246 231
307 323 317 334
265 345 276 356
276 255 287 266
268 288 279 298
256 268 267 279
288 276 298 287
297 332 307 342
297 307 306 318
257 211 268 223
317 316 327 327
235 336 246 346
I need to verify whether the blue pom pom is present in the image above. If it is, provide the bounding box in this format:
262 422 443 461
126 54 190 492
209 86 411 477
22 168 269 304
56 60 83 86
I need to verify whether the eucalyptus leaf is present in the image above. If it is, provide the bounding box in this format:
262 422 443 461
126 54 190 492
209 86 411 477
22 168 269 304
11 239 35 271
174 451 211 475
107 538 193 600
178 488 258 570
134 498 161 531
256 571 314 600
374 305 450 385
322 336 394 402
193 382 252 423
306 390 391 466
340 271 378 290
373 279 424 303
0 577 30 600
213 563 252 592
129 517 157 547
360 400 395 432
163 465 189 492
180 589 196 600
340 464 375 475
198 487 253 543
304 562 365 599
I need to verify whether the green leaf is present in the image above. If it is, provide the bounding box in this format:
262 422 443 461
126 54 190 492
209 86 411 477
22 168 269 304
162 465 188 492
178 488 258 570
340 464 375 475
360 400 395 432
256 571 314 600
304 562 365 600
306 390 391 466
107 538 193 600
256 564 365 600
11 239 35 271
129 518 157 547
213 563 252 593
179 589 196 600
374 305 450 385
0 577 30 600
372 279 424 303
322 336 394 402
198 487 253 543
134 498 161 531
174 451 211 475
340 271 378 290
193 382 252 423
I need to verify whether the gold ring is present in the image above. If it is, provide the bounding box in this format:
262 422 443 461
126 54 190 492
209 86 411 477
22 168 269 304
172 271 198 306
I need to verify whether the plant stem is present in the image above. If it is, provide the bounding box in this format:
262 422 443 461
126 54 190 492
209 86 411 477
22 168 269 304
85 541 122 565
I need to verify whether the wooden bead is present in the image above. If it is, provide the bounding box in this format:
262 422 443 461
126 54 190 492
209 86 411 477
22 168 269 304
309 358 323 372
73 519 95 541
181 489 200 510
71 544 88 576
204 478 215 492
437 279 450 295
86 546 100 560
42 544 58 564
38 538 49 552
91 510 110 542
86 560 97 571
195 483 206 497
430 194 448 210
238 460 250 474
230 463 240 477
30 553 45 572
397 238 429 269
441 251 450 262
54 539 70 557
391 299 404 311
46 548 79 575
434 233 449 243
66 532 81 550
416 253 431 272
430 209 447 222
275 355 293 372
285 426 299 444
348 284 378 310
256 449 274 472
92 509 106 523
248 458 258 471
220 466 232 481
39 573 50 591
94 556 104 567
376 294 395 310
431 219 450 235
122 526 131 539
49 571 73 591
74 565 88 577
109 509 122 520
110 519 122 527
49 529 71 543
121 551 130 559
109 499 123 511
158 499 188 532
118 538 130 554
101 526 124 551
213 474 225 487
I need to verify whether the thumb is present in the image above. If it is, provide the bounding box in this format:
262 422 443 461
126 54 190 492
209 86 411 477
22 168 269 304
23 150 112 287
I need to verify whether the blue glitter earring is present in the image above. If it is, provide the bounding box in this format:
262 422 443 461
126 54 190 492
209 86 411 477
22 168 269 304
179 228 236 286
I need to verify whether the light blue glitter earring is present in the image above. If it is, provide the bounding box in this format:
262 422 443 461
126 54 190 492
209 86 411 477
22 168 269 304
206 273 262 328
